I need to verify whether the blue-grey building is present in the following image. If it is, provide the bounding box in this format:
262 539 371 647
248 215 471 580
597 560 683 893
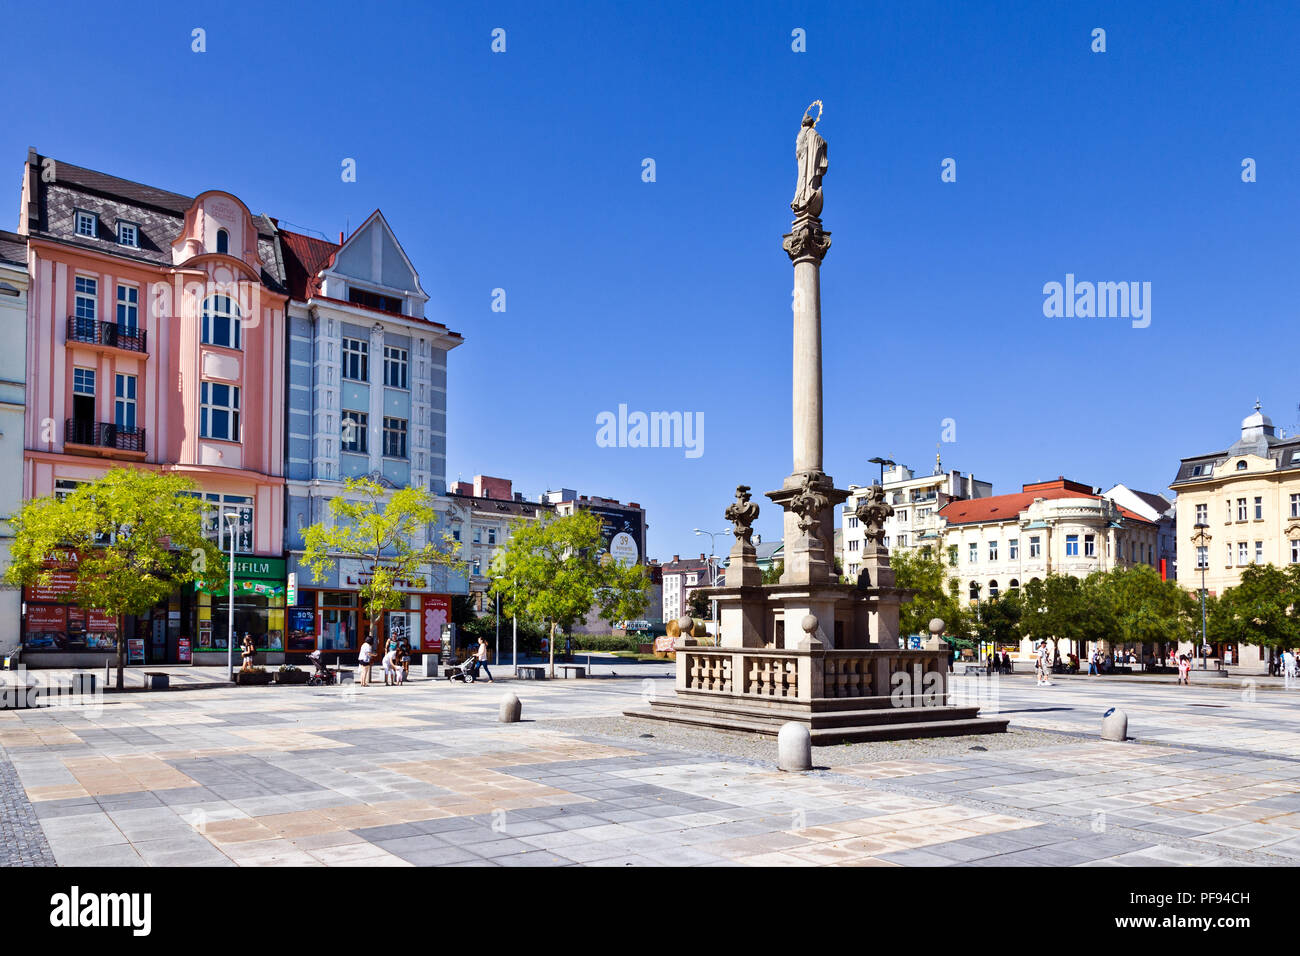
279 212 466 656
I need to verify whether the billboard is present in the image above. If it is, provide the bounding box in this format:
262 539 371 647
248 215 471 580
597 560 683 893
585 505 644 567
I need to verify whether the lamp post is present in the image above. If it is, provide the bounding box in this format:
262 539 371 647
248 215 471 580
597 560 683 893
1192 522 1211 670
693 528 729 646
868 456 896 486
223 512 240 680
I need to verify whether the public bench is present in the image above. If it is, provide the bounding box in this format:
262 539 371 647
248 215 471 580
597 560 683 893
517 665 547 680
557 663 587 679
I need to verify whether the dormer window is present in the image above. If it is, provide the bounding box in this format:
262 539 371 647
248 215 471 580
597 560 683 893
75 210 97 238
216 229 229 255
348 286 403 315
116 221 139 247
1237 460 1247 471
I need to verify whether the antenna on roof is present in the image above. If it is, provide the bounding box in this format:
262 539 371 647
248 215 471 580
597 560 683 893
1281 402 1300 439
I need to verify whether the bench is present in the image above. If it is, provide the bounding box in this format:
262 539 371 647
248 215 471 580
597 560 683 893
517 665 547 680
960 664 988 676
143 672 169 690
557 663 587 679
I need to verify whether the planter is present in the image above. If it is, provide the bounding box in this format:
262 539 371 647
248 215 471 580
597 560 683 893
233 671 273 686
276 670 309 685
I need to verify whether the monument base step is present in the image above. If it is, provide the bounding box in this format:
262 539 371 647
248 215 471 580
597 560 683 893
625 694 1009 744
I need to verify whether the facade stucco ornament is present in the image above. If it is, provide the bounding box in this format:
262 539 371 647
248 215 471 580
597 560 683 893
725 485 761 545
855 483 894 547
790 472 830 537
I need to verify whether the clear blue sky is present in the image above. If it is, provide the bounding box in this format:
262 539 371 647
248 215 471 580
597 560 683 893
6 1 1299 560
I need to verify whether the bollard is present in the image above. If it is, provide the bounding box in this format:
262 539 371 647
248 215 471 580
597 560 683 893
777 721 812 772
1101 707 1128 741
499 691 522 723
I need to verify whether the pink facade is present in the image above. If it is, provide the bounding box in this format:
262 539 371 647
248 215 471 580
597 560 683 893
21 179 286 555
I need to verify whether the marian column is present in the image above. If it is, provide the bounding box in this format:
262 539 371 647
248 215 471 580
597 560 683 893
769 102 845 588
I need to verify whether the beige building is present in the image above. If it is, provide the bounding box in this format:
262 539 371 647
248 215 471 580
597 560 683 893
1170 403 1300 598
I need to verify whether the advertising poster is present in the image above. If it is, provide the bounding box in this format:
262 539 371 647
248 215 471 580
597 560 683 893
127 639 145 664
197 620 213 649
586 506 644 567
423 595 450 653
287 608 316 651
178 638 191 663
27 605 67 630
25 571 78 602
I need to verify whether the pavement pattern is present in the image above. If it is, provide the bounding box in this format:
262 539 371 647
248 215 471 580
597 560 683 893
1 667 1299 866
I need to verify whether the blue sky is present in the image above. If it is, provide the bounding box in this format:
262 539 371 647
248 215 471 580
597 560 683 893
6 1 1299 560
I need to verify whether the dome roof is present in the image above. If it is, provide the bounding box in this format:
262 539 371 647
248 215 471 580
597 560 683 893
1242 400 1273 431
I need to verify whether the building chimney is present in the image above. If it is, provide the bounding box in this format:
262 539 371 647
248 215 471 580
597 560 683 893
338 231 344 244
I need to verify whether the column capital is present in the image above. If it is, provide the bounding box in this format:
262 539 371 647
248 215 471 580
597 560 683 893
783 215 831 263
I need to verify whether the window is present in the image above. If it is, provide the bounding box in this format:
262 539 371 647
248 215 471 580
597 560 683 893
1254 497 1263 520
200 382 240 441
1292 494 1300 519
1009 539 1019 560
201 295 242 349
199 493 253 553
472 527 482 545
988 580 999 599
1029 536 1041 559
969 581 980 600
1084 534 1096 557
849 563 859 577
1066 534 1079 557
75 210 97 237
897 534 908 547
969 542 978 563
1195 503 1207 525
848 539 859 552
383 346 408 389
947 545 958 567
451 524 461 542
114 374 137 431
348 287 403 314
383 417 407 458
472 560 481 576
1292 540 1300 565
116 221 138 247
1237 542 1248 565
487 528 496 545
216 229 229 255
1237 498 1247 522
1236 460 1247 471
988 541 998 561
342 337 369 381
898 510 908 523
116 285 138 333
74 276 97 321
1255 541 1264 564
73 367 96 395
848 516 859 529
917 507 931 519
1196 545 1208 569
341 410 368 453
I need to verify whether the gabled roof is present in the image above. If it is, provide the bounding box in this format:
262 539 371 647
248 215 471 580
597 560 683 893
279 228 339 301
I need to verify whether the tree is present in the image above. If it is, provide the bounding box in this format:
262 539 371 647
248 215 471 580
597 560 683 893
1207 564 1300 662
761 560 784 585
1019 575 1089 661
687 589 711 621
4 467 226 690
301 477 462 650
489 510 649 676
1096 565 1193 654
890 547 971 650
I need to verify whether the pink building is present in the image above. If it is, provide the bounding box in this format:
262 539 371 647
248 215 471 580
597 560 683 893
17 150 288 665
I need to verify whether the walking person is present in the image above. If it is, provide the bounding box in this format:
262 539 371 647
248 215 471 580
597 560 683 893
1178 653 1191 686
474 636 495 683
1284 648 1297 690
1088 648 1099 676
1035 641 1052 686
400 639 411 683
1001 650 1012 674
392 643 406 686
357 637 374 686
240 633 256 673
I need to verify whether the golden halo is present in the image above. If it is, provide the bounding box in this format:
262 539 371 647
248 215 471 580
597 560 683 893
804 99 824 127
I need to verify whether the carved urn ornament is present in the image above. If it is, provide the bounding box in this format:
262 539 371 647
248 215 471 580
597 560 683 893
724 485 760 545
855 483 894 546
790 472 829 537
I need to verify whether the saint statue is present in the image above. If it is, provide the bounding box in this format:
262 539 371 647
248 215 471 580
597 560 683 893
791 103 828 216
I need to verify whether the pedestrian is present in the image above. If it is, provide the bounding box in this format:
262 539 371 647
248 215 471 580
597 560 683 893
1284 649 1297 690
1178 654 1191 686
358 636 374 686
1088 648 1099 676
1035 641 1052 686
1001 650 1012 674
392 644 406 686
400 639 411 683
382 644 398 686
240 633 256 673
474 636 494 683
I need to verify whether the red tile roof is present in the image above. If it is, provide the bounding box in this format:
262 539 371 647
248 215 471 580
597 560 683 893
278 228 339 301
939 478 1154 526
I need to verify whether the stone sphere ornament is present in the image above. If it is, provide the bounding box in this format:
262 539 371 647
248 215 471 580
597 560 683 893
928 618 945 636
801 614 819 635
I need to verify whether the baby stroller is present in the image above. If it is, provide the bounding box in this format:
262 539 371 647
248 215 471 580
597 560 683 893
306 650 337 686
445 653 479 684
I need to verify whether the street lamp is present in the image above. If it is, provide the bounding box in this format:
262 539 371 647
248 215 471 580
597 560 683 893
223 512 240 680
1192 522 1212 670
693 528 729 646
868 456 896 486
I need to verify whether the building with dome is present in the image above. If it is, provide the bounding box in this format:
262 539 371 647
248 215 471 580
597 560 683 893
1171 403 1300 609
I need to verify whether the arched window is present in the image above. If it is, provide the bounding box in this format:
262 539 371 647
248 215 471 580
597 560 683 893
988 580 999 600
1009 578 1020 593
202 295 242 349
1236 460 1247 471
969 581 980 601
216 229 229 255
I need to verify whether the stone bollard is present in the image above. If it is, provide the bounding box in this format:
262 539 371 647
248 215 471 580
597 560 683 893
1101 707 1128 741
777 721 812 772
499 691 522 723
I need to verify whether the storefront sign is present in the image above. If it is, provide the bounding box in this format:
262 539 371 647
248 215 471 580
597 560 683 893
87 609 117 630
27 605 67 630
26 572 79 602
339 558 431 592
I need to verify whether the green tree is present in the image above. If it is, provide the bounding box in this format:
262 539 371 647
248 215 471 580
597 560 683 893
1096 565 1192 655
4 467 225 690
1019 574 1089 661
1207 564 1300 662
761 560 784 585
890 547 971 650
488 510 649 676
687 589 711 620
301 477 462 649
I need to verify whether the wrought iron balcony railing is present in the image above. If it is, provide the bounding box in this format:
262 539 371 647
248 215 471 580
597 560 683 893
66 316 147 353
65 419 146 452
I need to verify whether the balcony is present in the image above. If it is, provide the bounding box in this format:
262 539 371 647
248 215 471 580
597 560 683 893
910 490 937 503
66 317 147 354
65 420 146 455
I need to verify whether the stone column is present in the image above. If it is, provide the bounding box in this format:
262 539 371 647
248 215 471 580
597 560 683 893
791 257 822 475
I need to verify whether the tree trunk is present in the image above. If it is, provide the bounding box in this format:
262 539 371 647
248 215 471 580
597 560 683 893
548 621 555 679
116 633 125 691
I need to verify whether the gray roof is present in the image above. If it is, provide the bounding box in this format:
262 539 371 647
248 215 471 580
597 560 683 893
0 230 24 268
24 149 286 293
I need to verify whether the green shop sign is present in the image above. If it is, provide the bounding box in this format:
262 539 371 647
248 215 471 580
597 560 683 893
198 556 287 597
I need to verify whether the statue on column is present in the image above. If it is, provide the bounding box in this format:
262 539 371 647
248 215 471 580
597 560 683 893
791 101 828 216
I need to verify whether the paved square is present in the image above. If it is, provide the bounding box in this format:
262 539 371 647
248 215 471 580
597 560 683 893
2 669 1298 866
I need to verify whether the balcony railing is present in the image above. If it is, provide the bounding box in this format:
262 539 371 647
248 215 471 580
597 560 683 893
65 419 146 452
66 317 147 353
